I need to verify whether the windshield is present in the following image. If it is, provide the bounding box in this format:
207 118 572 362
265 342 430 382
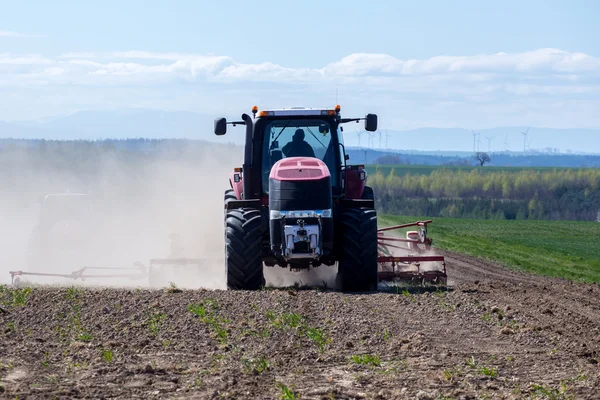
262 118 338 193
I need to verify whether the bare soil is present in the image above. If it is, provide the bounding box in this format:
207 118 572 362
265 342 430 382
2 251 600 399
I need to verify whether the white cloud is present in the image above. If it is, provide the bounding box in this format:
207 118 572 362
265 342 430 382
2 48 600 128
0 54 53 65
2 48 599 88
0 30 41 38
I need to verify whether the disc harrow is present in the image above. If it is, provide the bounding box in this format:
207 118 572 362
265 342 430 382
376 220 447 285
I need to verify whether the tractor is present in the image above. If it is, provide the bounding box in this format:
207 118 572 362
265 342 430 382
26 191 97 273
215 105 380 291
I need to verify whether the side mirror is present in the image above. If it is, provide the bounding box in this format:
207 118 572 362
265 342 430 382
365 114 378 132
214 118 227 135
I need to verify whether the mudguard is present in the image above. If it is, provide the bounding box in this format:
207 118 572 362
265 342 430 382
344 165 367 199
229 169 243 200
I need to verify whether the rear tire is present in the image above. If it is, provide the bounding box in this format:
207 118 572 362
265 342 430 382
225 208 265 290
224 189 237 205
337 207 379 292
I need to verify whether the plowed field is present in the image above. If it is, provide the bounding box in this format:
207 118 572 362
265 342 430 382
2 251 600 399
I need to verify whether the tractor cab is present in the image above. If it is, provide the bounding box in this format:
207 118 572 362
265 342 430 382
215 105 377 201
260 112 342 196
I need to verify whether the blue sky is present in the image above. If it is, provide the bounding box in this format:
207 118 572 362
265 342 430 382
3 0 599 63
1 0 600 138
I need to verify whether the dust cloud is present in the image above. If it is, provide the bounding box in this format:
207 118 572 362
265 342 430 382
263 264 339 289
0 140 344 290
0 140 241 289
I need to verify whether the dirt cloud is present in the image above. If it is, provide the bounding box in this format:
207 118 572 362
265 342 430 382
0 140 241 288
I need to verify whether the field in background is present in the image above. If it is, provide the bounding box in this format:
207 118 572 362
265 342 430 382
365 164 581 177
368 164 600 221
379 214 600 283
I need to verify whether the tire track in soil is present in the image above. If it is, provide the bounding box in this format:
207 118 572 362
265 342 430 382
444 249 600 328
1 251 600 399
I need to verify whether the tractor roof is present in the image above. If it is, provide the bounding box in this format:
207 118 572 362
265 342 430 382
254 105 341 118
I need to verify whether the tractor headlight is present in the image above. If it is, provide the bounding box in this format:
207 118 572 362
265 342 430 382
320 209 332 218
270 210 282 219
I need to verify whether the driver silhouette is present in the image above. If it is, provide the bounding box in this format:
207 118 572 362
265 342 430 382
282 129 316 158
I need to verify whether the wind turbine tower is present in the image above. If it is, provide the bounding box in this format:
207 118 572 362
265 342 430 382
485 135 495 152
503 134 509 152
522 127 530 152
471 130 481 152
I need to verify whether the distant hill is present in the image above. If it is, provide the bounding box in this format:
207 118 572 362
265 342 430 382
2 138 599 168
370 126 600 155
1 108 599 156
0 108 237 142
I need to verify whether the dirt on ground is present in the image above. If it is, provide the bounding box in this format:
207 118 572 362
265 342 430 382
1 251 600 399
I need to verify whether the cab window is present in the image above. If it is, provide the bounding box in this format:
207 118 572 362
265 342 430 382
262 119 337 193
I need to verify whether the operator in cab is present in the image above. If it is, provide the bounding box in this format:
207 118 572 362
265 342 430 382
282 129 316 158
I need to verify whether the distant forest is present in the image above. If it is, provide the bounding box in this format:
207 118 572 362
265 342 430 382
346 148 600 167
369 167 600 221
1 139 599 221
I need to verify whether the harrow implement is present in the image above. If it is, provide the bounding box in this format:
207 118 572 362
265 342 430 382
9 231 209 287
9 264 148 286
376 220 447 285
8 258 207 287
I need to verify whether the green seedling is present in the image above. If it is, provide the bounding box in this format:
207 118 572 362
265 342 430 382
101 349 114 363
350 354 381 367
278 382 299 400
478 365 498 378
465 356 477 368
188 300 230 344
11 287 32 307
241 355 270 374
147 312 167 335
305 327 331 352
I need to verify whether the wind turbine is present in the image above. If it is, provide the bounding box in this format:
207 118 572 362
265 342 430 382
485 135 495 152
471 129 480 152
521 127 530 152
386 130 391 149
503 134 509 152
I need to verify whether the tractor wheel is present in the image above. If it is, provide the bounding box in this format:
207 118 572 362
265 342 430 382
337 207 379 292
224 189 237 204
225 208 265 290
224 189 237 222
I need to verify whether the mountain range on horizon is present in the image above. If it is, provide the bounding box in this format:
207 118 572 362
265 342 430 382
1 108 599 155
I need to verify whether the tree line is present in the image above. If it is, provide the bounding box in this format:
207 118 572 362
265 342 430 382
369 167 600 221
2 139 599 221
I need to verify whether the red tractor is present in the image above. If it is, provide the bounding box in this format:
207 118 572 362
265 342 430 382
215 105 380 291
